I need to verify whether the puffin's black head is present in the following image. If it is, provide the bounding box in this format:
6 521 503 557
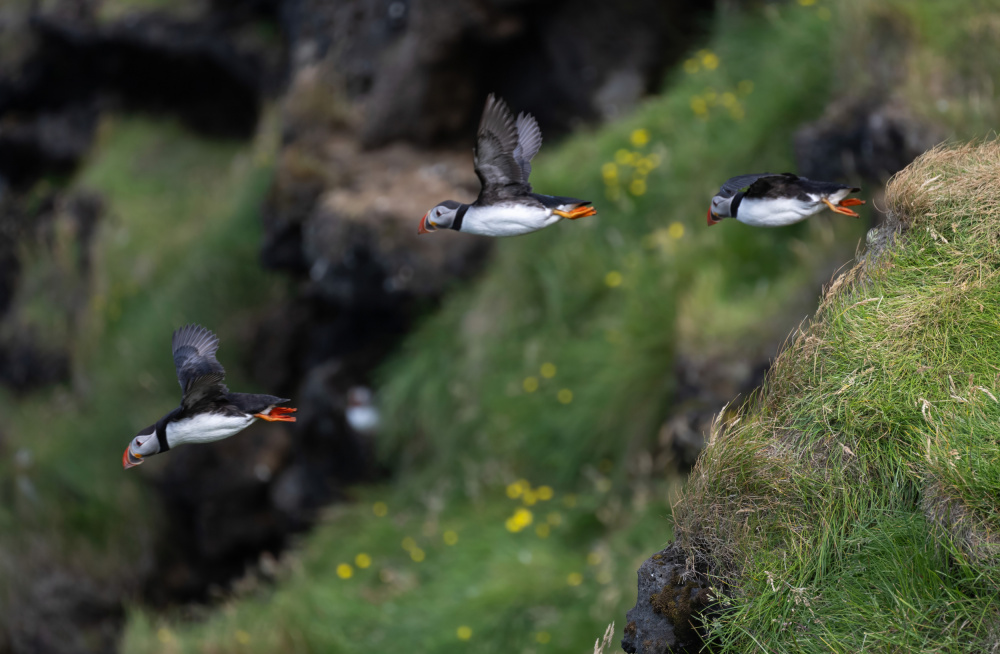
419 200 463 234
707 193 736 225
123 424 161 469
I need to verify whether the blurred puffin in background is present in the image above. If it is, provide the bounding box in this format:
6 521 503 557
419 94 596 237
708 173 865 227
122 324 296 469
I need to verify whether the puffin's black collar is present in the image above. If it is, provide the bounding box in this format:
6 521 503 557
730 192 745 218
451 204 470 231
155 418 170 453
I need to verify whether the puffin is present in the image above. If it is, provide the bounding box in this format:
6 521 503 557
707 173 865 227
122 324 296 469
418 94 596 237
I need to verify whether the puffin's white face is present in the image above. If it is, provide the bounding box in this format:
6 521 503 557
418 201 461 234
123 425 160 469
707 195 735 225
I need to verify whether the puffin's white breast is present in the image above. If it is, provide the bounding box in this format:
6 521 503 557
736 196 823 227
461 203 560 237
165 412 256 447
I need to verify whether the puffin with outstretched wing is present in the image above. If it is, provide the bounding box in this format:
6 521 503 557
418 94 596 237
707 173 865 227
122 324 296 469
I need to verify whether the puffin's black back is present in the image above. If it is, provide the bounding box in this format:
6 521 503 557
227 393 291 414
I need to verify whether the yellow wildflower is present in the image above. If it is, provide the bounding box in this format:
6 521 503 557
700 51 719 70
457 626 473 640
443 530 459 545
536 631 552 644
557 389 573 404
683 58 699 74
372 501 388 517
668 222 685 240
605 271 623 288
537 485 554 501
410 548 426 562
401 536 417 551
690 96 708 117
567 572 584 586
336 563 353 579
601 162 618 180
235 630 251 645
587 551 602 566
630 129 650 147
523 376 539 393
629 179 647 196
355 553 372 569
535 523 550 538
540 362 557 378
614 149 634 165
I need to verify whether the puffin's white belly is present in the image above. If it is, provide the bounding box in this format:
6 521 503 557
165 412 256 447
736 196 823 227
461 203 561 237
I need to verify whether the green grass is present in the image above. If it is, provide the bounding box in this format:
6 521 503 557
121 482 676 653
676 142 1000 652
0 114 283 587
377 3 870 490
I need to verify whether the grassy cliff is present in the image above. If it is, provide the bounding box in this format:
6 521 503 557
675 141 1000 652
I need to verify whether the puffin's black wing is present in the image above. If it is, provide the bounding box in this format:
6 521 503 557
512 111 543 186
742 173 807 199
717 173 790 197
172 324 228 409
473 94 528 202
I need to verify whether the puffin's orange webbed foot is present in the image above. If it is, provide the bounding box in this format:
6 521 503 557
554 205 597 220
822 198 861 218
255 406 297 422
838 198 865 208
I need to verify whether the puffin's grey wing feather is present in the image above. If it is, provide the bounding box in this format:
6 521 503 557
171 324 228 409
718 173 784 197
473 94 527 200
512 111 543 185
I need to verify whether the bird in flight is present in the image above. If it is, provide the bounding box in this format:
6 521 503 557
419 94 596 237
707 173 865 227
122 324 296 469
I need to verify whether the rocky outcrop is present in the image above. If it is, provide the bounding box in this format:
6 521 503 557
621 545 714 654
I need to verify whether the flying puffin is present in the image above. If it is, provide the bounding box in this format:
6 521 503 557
122 324 296 469
418 94 596 237
707 173 865 227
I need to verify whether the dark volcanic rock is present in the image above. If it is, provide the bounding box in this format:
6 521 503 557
7 571 124 654
795 98 941 185
622 544 714 654
281 0 715 147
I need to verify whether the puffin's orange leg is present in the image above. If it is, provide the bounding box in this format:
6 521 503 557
838 198 865 207
822 198 860 218
255 406 297 422
554 206 597 220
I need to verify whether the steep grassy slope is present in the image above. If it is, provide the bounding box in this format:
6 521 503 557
674 141 1000 652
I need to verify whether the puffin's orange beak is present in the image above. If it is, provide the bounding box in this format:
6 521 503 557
123 446 142 470
707 208 721 226
418 212 433 235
